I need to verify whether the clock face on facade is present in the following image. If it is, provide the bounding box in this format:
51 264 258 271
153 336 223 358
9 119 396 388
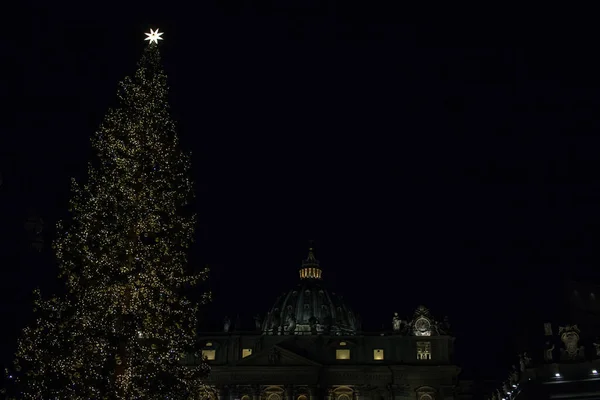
414 317 431 336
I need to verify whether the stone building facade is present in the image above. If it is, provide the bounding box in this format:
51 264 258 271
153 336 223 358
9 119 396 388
486 281 600 400
189 248 465 400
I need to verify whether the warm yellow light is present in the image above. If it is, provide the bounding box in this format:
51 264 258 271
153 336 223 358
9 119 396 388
336 349 350 360
373 349 384 360
205 342 212 347
202 349 216 360
340 341 346 346
299 267 322 279
416 341 431 360
242 348 252 358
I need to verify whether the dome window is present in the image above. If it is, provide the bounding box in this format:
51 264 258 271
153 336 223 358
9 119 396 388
373 349 384 360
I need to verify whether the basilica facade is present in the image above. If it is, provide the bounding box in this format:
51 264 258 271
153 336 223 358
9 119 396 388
188 248 469 400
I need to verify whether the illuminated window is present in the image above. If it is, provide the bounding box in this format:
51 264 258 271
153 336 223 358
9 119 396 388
416 342 431 360
338 395 351 400
298 395 308 400
242 348 252 358
205 342 212 347
202 349 216 360
336 349 350 360
373 349 384 360
339 341 347 346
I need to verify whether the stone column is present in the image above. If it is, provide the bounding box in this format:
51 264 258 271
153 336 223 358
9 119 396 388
252 385 260 400
326 388 334 400
217 387 227 400
285 385 294 400
386 385 395 400
229 386 238 400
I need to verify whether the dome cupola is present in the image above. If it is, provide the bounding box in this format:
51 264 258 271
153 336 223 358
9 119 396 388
262 245 359 336
299 246 322 279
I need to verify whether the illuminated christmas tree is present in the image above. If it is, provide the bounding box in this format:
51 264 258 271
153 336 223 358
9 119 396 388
9 29 210 399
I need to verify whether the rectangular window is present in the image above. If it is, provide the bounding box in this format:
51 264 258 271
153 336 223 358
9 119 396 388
416 342 431 360
336 349 351 360
373 349 384 360
242 348 253 358
202 349 216 360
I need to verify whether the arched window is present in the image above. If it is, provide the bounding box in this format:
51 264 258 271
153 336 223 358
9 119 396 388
268 394 282 400
241 396 251 400
298 395 308 400
338 394 351 400
419 394 433 400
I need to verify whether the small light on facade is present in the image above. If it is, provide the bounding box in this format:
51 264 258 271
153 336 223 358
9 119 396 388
593 369 598 375
555 373 561 377
512 385 517 388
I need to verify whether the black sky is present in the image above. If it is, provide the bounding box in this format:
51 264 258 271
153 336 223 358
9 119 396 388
3 4 600 381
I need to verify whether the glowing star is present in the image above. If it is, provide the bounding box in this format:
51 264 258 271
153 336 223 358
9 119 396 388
144 29 164 44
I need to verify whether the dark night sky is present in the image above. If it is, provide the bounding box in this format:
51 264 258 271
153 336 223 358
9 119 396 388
3 4 600 381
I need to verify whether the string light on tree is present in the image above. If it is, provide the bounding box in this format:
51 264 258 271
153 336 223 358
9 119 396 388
144 28 164 44
7 30 211 399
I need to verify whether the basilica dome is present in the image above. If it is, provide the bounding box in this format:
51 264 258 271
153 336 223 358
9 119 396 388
261 248 359 335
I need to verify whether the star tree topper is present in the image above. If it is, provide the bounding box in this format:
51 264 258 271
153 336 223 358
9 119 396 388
145 28 164 44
